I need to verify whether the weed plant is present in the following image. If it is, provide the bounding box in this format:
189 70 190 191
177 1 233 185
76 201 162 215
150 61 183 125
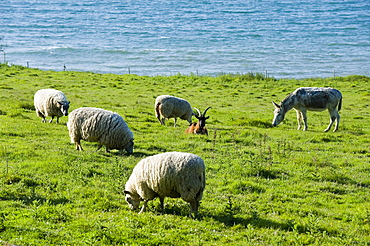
0 64 369 245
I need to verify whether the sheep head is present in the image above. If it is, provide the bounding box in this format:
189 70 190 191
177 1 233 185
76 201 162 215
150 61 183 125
124 190 142 210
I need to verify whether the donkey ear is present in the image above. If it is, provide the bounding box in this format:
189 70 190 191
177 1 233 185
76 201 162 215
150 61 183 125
272 101 280 108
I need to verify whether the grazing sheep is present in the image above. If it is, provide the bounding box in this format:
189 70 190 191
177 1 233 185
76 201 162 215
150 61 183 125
34 89 70 123
67 107 134 154
124 152 206 217
186 107 211 135
155 95 193 127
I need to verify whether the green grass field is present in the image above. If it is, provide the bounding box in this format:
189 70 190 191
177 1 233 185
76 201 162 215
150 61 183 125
0 64 369 245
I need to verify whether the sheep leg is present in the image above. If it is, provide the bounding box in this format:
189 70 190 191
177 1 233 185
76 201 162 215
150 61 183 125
139 201 148 214
157 115 164 125
159 196 165 210
36 110 46 123
155 103 163 125
160 118 165 126
97 144 103 151
49 116 54 123
189 200 199 218
75 141 83 151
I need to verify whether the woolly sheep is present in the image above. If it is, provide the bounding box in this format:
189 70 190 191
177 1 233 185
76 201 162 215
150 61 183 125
155 95 193 127
124 152 206 217
67 107 134 154
34 89 70 123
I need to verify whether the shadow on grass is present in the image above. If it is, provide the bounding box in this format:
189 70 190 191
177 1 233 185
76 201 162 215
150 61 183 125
148 202 289 231
149 202 335 235
201 210 338 236
0 193 70 206
150 206 294 233
205 210 289 230
99 150 152 158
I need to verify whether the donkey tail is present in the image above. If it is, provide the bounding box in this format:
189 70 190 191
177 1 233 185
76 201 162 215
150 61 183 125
337 96 342 112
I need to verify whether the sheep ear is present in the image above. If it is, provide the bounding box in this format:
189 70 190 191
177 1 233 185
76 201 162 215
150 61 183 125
124 190 132 195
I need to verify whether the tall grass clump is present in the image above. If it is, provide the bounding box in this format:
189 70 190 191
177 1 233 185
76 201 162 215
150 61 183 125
0 64 369 245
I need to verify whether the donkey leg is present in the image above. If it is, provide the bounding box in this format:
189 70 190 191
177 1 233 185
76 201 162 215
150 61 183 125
324 110 337 132
333 113 340 132
330 110 340 132
301 110 308 131
295 110 302 130
324 118 334 132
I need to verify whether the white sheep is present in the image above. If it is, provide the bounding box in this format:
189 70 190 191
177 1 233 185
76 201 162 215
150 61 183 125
67 107 134 154
34 89 70 123
155 95 193 127
124 152 206 217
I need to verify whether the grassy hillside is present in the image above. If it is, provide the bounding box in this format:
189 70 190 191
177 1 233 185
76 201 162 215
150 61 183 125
0 64 369 245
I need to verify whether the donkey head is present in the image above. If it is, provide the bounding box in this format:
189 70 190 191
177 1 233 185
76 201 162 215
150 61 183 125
272 101 285 127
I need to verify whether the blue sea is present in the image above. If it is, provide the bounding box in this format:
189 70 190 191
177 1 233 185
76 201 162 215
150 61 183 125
1 0 369 78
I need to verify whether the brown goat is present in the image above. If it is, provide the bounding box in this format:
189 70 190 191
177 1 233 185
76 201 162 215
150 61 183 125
185 107 211 135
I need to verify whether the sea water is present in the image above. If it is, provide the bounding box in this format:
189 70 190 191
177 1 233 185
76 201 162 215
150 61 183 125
1 0 369 78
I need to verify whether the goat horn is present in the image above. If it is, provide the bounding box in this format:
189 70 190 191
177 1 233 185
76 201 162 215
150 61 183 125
203 107 212 116
194 107 201 117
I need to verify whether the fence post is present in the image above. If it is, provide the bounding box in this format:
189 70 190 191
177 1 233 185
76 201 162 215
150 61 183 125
0 49 5 63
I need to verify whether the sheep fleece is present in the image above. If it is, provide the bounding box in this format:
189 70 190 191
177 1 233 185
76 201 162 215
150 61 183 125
155 95 192 121
125 152 206 203
34 89 68 118
67 107 133 150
